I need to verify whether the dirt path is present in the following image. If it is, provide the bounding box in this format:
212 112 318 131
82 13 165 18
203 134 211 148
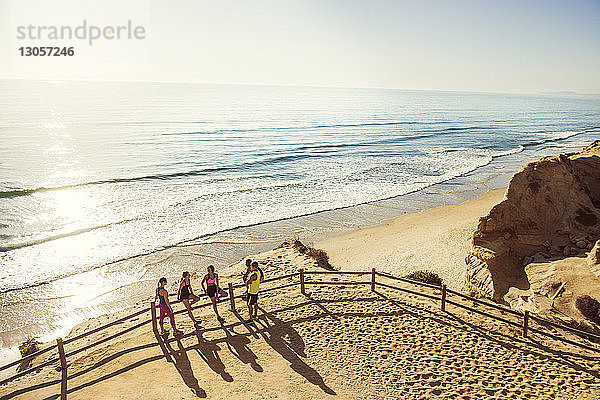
2 272 599 399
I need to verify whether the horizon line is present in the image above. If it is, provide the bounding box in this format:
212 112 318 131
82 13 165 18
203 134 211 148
1 77 600 97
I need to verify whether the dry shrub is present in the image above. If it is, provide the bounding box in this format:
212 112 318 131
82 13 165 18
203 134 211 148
466 289 485 299
19 337 39 357
292 239 308 253
404 270 443 287
306 247 333 270
291 239 334 270
567 319 600 343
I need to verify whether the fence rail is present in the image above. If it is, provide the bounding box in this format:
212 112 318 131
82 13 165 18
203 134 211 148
1 268 599 398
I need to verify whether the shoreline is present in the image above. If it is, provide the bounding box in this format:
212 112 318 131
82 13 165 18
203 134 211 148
3 127 597 295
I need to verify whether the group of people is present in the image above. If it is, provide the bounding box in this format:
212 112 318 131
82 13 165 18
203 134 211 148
154 259 264 335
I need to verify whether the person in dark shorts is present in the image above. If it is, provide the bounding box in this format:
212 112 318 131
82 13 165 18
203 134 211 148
202 265 225 323
245 261 262 321
178 271 201 326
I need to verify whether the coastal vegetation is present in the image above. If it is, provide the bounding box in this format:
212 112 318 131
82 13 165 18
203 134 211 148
404 270 443 287
291 239 334 270
18 337 39 358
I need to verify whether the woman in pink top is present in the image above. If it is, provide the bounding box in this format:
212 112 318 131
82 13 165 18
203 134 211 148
202 265 225 323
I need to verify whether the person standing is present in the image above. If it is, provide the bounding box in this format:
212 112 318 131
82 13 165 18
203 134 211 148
202 265 225 324
243 258 253 281
155 277 182 336
243 258 264 289
178 271 202 327
245 261 262 321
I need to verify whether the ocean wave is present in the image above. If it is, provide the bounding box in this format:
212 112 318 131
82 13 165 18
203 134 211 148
0 217 140 252
159 120 446 136
491 146 525 158
0 166 233 199
1 128 596 251
525 127 600 147
0 147 506 292
163 123 501 140
0 245 161 294
0 131 472 199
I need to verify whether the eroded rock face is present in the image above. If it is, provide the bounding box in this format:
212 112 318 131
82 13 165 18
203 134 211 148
466 141 600 300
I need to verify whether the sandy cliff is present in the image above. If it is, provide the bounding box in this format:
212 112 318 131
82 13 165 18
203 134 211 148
466 141 600 301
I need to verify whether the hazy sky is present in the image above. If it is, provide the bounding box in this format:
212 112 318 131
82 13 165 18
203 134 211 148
1 0 599 93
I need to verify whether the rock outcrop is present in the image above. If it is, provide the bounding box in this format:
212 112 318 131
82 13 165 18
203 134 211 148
466 141 600 300
503 256 600 322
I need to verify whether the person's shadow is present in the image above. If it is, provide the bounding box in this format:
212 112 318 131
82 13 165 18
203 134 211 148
163 337 206 398
221 325 263 372
194 331 233 382
255 308 336 395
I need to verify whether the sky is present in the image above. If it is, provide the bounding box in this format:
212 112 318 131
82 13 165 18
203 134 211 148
1 0 599 93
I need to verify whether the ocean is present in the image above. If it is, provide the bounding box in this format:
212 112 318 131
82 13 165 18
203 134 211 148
1 80 599 357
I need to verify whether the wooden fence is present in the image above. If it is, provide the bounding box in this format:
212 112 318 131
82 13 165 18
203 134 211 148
1 268 599 399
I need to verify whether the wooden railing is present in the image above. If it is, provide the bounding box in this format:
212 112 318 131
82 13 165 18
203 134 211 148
1 268 599 399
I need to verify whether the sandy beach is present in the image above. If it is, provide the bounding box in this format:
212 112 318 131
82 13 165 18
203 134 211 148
1 188 599 400
318 188 506 289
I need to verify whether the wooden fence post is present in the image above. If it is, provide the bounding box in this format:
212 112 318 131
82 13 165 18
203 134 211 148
441 284 447 312
56 338 67 400
300 269 305 295
550 282 566 309
150 301 157 332
228 282 236 312
522 310 529 337
371 268 376 291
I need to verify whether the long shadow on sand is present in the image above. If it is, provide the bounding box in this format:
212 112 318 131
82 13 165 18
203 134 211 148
1 341 162 400
0 296 403 399
162 334 207 397
220 325 263 372
233 307 336 395
375 290 600 379
0 378 62 400
192 330 233 382
444 311 600 379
